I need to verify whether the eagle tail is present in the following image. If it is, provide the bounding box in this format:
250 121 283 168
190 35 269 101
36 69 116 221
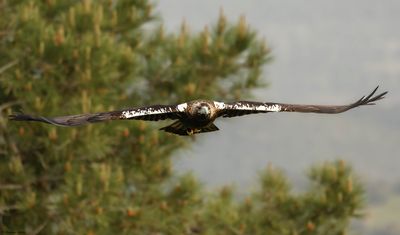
160 121 188 135
200 123 219 133
160 121 219 136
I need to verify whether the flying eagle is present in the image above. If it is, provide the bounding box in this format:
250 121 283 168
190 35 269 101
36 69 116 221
9 86 387 136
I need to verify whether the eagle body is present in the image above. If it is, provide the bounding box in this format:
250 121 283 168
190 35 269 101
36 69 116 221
9 87 387 136
184 100 218 126
159 100 219 135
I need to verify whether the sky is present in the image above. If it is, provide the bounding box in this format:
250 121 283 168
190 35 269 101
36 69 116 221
156 1 400 232
157 0 400 185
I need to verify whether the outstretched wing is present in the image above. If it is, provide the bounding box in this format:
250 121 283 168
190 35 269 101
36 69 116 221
217 86 387 118
9 103 188 127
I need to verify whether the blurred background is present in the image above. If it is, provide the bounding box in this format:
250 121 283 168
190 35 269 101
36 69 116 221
1 1 398 234
157 0 400 233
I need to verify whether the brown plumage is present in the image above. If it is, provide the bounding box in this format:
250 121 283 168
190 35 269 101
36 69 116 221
9 86 387 136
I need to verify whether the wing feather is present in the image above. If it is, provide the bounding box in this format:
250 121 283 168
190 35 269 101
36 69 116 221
9 103 187 127
218 86 387 118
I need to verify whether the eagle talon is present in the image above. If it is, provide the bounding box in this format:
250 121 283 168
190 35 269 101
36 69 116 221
187 128 194 135
186 128 201 135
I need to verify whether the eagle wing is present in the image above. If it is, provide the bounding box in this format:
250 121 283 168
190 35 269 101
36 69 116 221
216 86 387 118
9 103 188 127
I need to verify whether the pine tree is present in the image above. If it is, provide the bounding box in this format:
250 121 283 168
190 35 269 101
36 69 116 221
0 1 363 234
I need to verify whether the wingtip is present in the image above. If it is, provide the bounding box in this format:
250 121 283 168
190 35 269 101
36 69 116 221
375 90 388 100
362 86 388 104
8 113 41 122
8 113 24 121
374 85 388 97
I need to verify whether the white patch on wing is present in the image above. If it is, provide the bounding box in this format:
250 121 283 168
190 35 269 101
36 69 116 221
231 102 282 112
121 107 171 119
265 104 282 112
176 103 187 112
213 101 226 110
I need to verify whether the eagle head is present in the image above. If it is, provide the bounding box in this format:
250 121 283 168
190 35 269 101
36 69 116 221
197 105 210 115
193 102 211 119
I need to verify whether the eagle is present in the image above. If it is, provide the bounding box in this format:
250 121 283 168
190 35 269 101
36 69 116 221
9 86 387 136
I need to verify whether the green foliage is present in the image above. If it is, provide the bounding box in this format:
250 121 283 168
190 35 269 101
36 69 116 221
184 161 364 235
0 1 363 234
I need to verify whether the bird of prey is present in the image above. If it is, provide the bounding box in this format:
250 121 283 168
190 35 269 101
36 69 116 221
9 86 387 136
